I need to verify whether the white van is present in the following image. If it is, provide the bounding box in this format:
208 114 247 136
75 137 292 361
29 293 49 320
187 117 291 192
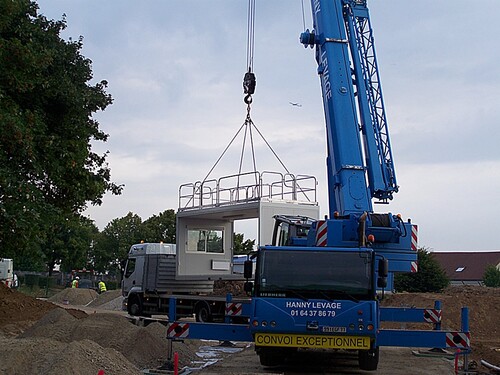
0 258 14 288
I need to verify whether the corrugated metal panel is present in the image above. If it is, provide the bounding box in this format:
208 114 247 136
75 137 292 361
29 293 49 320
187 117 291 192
145 254 213 293
144 254 159 291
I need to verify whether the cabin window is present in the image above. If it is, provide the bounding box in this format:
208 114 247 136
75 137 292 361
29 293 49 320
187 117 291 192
124 258 136 278
187 229 224 253
276 222 290 246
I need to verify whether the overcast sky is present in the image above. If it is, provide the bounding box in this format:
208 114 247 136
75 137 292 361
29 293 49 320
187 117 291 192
36 1 500 252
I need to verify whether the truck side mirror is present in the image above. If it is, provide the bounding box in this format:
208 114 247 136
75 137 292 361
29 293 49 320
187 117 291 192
243 260 253 279
378 259 389 278
377 259 389 289
377 277 387 288
244 281 254 294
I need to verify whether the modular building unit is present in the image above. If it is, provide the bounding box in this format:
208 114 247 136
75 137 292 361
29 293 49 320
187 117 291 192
176 199 319 279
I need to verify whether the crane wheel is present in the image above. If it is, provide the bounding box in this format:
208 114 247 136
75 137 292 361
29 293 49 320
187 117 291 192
194 301 213 323
358 346 379 371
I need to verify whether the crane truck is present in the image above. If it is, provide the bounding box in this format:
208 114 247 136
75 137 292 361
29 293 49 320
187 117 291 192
163 0 471 371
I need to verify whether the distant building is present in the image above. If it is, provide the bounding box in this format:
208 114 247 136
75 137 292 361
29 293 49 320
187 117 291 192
432 251 500 286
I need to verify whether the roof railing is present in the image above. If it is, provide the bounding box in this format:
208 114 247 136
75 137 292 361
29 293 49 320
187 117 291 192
178 171 317 211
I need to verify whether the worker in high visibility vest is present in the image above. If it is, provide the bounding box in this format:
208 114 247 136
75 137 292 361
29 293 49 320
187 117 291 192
98 280 107 294
71 276 79 288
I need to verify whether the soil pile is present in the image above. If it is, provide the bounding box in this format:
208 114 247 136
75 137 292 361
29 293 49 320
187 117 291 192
20 309 170 369
0 285 203 374
88 289 124 310
0 282 57 335
1 283 499 373
0 336 141 375
48 287 98 306
381 285 500 365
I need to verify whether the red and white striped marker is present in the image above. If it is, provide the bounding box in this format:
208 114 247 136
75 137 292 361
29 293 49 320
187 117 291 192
411 261 418 273
446 332 470 348
423 309 442 323
411 225 418 251
225 302 243 316
167 322 190 338
315 220 327 247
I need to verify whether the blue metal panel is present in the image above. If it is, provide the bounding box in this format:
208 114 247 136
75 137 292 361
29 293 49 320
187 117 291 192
251 298 377 337
171 322 253 342
381 307 433 323
378 329 468 349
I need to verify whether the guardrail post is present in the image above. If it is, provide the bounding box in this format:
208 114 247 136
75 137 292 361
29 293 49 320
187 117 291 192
461 307 469 332
169 297 177 321
434 300 441 330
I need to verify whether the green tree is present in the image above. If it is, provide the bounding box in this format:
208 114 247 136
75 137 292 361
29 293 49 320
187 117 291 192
57 215 99 274
93 212 143 275
483 264 500 287
0 1 122 267
394 248 449 293
142 209 176 243
233 233 255 255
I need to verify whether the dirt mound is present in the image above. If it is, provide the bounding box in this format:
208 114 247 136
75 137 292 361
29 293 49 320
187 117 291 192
1 282 498 372
21 309 169 369
381 286 500 365
0 285 203 373
48 287 98 305
0 336 141 375
0 282 57 335
88 289 123 310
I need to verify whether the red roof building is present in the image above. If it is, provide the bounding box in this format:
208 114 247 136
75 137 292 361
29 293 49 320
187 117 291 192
432 251 500 286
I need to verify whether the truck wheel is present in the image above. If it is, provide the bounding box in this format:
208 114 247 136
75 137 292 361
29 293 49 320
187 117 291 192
127 295 142 316
258 348 284 367
194 302 212 322
358 346 379 371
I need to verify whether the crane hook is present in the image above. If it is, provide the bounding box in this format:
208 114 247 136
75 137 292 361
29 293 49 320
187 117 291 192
244 94 253 105
243 70 256 104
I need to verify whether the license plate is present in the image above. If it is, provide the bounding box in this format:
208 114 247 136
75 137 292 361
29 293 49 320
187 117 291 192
254 333 370 349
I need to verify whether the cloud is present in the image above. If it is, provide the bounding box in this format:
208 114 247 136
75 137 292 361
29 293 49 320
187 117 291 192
37 1 500 252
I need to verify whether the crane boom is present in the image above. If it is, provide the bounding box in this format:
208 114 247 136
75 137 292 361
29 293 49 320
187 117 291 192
301 0 397 216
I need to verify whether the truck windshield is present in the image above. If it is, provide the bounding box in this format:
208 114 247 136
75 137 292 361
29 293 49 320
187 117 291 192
257 249 373 299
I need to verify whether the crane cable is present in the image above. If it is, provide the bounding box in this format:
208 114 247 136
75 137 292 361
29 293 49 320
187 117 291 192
187 1 311 208
243 0 256 105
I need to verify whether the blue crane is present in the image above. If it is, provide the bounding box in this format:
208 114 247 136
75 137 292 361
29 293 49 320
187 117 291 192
291 0 417 274
163 1 471 372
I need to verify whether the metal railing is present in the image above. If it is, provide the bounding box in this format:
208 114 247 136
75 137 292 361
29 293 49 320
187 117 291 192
178 171 317 211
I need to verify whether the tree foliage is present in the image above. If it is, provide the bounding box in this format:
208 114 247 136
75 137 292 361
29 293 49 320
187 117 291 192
233 233 255 255
142 209 176 243
483 264 500 287
394 248 449 293
0 0 121 267
92 212 143 276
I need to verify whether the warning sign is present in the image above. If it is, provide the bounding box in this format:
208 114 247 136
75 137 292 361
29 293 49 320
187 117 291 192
254 333 370 350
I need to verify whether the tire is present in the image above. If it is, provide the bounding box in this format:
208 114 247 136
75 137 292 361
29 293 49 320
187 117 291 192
358 346 379 371
194 302 212 323
258 348 284 367
127 295 142 316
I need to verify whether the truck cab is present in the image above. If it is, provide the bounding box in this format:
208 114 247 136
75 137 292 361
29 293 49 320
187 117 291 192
247 246 386 370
